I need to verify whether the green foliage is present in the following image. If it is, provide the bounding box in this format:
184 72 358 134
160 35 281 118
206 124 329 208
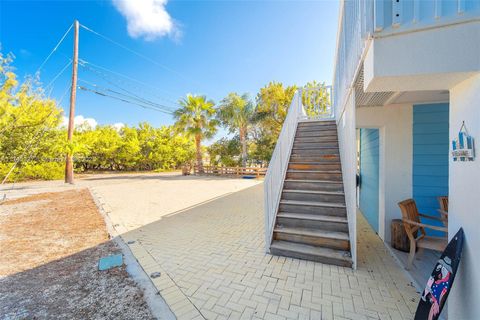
73 124 195 172
302 81 331 116
174 94 218 170
0 53 196 182
207 137 241 167
217 92 255 167
0 162 64 182
255 81 297 137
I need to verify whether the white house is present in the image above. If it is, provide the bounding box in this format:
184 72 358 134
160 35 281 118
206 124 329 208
265 1 480 319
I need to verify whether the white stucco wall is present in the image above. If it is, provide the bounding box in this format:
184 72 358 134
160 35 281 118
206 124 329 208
364 21 480 92
356 104 413 242
337 89 357 268
448 74 480 319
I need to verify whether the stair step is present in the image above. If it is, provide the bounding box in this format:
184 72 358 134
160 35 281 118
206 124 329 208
296 131 337 138
293 141 339 148
292 147 339 152
273 227 350 250
298 120 336 125
277 212 348 232
283 179 344 192
280 199 345 208
283 189 344 196
286 170 342 181
274 226 349 240
282 189 345 203
295 135 338 141
297 126 337 133
270 241 352 267
292 145 339 150
279 200 346 216
277 212 347 223
288 163 341 170
290 154 340 162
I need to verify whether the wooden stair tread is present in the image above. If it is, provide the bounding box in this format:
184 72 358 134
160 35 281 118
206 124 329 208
277 212 347 223
274 226 349 240
270 241 352 264
288 161 340 164
283 189 344 195
292 146 339 149
280 200 346 208
285 179 343 184
287 170 342 173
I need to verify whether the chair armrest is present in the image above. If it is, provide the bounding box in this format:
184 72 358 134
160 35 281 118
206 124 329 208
419 213 444 222
437 209 448 215
403 219 448 233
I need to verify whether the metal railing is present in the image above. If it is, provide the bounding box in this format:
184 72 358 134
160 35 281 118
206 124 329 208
264 88 334 251
333 0 374 117
299 86 334 121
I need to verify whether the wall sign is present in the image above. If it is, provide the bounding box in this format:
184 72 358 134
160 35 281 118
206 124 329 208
452 121 475 161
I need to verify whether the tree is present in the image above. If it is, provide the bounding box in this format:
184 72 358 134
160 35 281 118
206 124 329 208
207 137 241 167
217 93 254 167
173 94 218 173
301 81 331 117
255 81 297 137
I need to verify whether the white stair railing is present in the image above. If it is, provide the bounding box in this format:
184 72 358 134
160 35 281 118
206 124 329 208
264 91 303 251
264 88 335 252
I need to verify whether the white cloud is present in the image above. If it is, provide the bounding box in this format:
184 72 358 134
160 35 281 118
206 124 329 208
61 115 98 130
112 0 179 41
112 122 125 131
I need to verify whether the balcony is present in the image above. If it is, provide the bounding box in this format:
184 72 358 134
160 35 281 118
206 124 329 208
333 0 480 113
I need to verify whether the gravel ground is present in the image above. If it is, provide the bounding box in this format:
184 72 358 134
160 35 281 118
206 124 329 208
0 189 155 320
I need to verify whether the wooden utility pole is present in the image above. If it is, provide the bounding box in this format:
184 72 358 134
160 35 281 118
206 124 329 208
65 20 79 184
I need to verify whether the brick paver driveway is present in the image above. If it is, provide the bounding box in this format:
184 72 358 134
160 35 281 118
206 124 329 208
96 181 419 320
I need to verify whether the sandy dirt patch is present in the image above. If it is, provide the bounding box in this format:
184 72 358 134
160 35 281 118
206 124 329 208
0 189 154 319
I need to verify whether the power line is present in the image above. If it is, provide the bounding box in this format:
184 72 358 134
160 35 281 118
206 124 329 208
45 61 72 90
78 85 173 114
35 23 73 75
80 23 193 84
78 58 179 105
78 78 175 112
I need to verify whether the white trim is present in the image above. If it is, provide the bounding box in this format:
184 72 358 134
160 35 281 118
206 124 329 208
378 126 386 241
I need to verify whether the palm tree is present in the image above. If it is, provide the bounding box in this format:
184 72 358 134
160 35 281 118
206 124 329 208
217 93 255 167
174 94 218 173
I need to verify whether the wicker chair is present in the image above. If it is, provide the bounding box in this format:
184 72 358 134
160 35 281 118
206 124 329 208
398 199 448 270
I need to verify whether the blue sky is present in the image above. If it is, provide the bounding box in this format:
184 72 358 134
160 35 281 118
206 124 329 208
0 0 339 136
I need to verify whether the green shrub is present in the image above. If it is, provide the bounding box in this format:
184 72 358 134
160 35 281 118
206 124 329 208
0 162 64 182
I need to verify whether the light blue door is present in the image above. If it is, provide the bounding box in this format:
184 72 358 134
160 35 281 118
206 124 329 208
359 128 380 233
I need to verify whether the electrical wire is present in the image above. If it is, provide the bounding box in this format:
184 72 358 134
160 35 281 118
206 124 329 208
78 58 178 105
80 23 192 83
35 23 73 75
78 85 173 114
77 78 175 112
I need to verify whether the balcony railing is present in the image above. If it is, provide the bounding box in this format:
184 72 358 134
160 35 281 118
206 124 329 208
333 0 374 117
333 0 480 116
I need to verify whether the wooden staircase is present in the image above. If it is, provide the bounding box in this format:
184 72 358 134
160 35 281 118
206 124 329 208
269 120 352 267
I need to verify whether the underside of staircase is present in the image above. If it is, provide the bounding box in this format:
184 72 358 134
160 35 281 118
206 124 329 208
269 120 352 267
